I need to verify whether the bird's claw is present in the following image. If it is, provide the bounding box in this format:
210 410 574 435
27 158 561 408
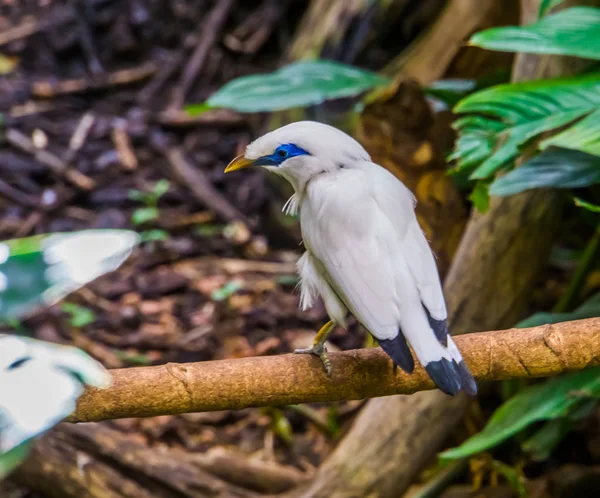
294 344 332 376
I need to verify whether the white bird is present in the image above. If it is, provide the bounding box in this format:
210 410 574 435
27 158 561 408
225 121 476 396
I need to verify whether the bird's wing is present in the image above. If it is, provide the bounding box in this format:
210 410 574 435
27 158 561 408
301 166 411 341
301 162 475 395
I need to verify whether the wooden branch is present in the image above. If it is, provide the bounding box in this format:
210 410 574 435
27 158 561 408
72 318 600 423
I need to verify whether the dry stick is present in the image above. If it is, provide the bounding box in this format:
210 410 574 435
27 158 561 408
0 6 73 46
31 63 156 98
169 0 235 110
155 108 245 127
5 128 95 190
162 145 252 225
0 0 108 47
0 178 41 208
71 318 600 423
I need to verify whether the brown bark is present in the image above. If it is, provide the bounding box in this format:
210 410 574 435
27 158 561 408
382 0 501 84
12 424 259 498
70 318 600 423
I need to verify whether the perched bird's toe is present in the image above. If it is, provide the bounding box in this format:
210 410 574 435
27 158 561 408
293 345 332 375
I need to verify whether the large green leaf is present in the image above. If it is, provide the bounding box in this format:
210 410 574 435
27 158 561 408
469 110 589 179
454 73 600 126
470 7 600 60
0 230 139 323
542 107 600 156
188 60 390 114
451 73 600 176
489 148 600 196
515 291 600 328
440 367 600 460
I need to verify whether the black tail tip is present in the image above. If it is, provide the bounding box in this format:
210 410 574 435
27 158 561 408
425 359 478 396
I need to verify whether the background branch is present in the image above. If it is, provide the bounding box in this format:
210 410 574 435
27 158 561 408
71 317 600 423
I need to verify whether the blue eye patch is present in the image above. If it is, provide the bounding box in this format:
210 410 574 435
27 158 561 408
254 143 310 166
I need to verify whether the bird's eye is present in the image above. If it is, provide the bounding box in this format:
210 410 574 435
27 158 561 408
276 148 288 158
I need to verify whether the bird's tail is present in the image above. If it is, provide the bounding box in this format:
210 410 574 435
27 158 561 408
396 309 477 396
422 336 477 396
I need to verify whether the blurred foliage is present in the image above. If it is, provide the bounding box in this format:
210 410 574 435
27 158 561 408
575 197 600 212
441 4 600 475
129 179 170 227
449 7 600 213
441 366 600 460
471 7 600 59
61 303 96 328
0 230 138 479
517 291 600 328
187 60 389 114
0 230 138 323
489 148 600 196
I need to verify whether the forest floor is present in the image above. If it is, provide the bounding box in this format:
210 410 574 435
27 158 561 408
1 1 599 498
0 1 371 495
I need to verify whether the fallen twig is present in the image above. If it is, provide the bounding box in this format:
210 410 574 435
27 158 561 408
169 0 235 109
32 63 156 98
71 317 600 423
158 139 251 225
5 128 96 190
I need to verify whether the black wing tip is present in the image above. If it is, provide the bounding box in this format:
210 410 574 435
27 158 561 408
422 304 448 347
378 335 415 374
425 358 478 396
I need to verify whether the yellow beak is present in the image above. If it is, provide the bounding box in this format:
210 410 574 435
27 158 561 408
224 155 254 173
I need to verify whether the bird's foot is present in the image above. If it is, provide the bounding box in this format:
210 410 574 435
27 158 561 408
294 343 331 376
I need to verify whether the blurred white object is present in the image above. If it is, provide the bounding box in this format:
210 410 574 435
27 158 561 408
0 334 110 453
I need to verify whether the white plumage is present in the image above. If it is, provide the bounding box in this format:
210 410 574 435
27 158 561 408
226 121 476 395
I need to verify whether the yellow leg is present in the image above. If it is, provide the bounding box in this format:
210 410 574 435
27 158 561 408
313 320 335 347
294 320 335 375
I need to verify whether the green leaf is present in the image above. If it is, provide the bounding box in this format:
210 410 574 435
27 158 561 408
522 399 596 461
152 179 170 199
61 303 96 328
194 60 390 113
454 73 600 126
440 367 600 460
515 291 600 328
470 8 600 60
575 197 600 213
521 418 572 461
186 102 212 115
128 188 150 204
489 148 600 196
470 109 589 179
451 73 600 176
425 79 477 107
140 229 170 242
132 207 159 225
0 442 31 480
539 0 567 18
0 230 139 323
469 181 490 213
542 108 600 156
211 280 243 301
